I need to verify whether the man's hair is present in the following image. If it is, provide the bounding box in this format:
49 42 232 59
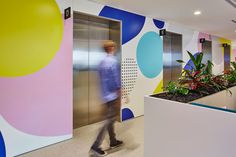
103 40 116 52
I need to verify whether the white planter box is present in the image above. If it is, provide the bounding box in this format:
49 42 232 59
144 86 236 157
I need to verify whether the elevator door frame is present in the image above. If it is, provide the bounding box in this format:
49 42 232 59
73 11 122 129
224 45 231 71
163 31 183 88
201 40 212 64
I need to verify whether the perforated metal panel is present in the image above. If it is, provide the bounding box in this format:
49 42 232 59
121 58 138 100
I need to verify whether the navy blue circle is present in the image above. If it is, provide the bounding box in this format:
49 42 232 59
99 6 146 45
0 132 6 157
122 108 134 121
153 19 165 29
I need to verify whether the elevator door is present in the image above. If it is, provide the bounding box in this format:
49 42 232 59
224 45 231 71
202 40 212 64
163 32 183 87
73 12 121 129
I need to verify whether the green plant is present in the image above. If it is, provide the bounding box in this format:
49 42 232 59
177 52 214 93
231 61 236 70
166 81 189 95
165 51 231 96
223 61 236 86
188 51 204 71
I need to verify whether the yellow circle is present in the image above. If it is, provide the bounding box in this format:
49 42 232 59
0 0 63 77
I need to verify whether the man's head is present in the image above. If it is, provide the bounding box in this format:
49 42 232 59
103 40 116 55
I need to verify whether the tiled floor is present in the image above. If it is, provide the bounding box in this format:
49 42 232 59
19 116 144 157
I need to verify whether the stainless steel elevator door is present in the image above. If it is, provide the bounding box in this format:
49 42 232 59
73 15 89 128
202 40 212 64
163 32 183 87
73 12 121 129
88 18 109 124
224 45 231 71
163 34 172 87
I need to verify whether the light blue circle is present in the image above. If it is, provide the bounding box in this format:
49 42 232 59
137 31 163 78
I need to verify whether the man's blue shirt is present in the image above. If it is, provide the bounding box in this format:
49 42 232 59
98 54 121 103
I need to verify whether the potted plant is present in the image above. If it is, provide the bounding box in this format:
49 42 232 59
145 51 236 157
153 51 232 103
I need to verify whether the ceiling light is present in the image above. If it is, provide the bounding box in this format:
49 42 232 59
194 11 201 15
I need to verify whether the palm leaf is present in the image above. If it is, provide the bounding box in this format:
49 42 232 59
231 62 236 70
205 60 214 74
195 53 203 70
176 60 185 63
187 51 197 68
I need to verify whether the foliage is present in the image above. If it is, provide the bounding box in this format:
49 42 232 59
165 51 234 96
223 62 236 86
166 81 189 95
231 62 236 70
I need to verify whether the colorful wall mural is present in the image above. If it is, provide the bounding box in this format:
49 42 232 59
0 0 234 156
0 0 73 156
75 0 232 122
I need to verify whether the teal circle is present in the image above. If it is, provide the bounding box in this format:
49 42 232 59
136 31 163 78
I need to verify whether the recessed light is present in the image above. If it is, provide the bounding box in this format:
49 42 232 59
194 11 201 15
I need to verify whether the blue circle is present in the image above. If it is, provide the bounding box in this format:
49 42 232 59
122 108 134 121
137 32 163 78
0 132 6 157
99 6 145 45
153 19 165 29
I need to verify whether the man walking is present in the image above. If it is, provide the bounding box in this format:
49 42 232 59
90 40 123 156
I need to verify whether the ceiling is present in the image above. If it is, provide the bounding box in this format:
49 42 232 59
90 0 236 41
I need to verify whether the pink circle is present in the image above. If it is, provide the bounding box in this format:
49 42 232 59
0 18 73 136
233 49 236 61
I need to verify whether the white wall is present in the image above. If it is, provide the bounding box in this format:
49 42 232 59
73 0 232 120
